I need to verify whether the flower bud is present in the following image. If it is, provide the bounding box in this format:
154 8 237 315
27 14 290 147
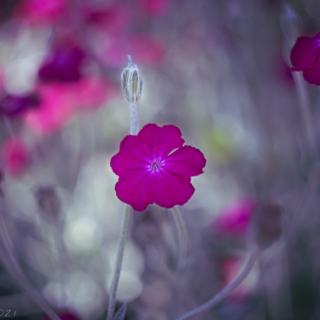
35 186 61 218
250 203 283 247
121 55 143 103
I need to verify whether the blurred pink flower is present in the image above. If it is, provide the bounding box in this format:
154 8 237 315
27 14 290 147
15 0 66 26
130 34 165 65
84 3 132 32
2 137 29 177
43 312 80 320
138 0 170 16
38 45 86 83
110 124 206 212
0 92 40 117
24 84 76 134
213 199 257 236
100 34 165 68
76 77 115 111
24 77 115 134
290 32 320 85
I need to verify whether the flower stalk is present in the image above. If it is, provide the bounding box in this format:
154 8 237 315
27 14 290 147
175 245 259 320
171 206 189 269
106 204 131 320
107 56 142 320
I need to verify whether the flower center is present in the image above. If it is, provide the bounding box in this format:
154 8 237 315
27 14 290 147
150 158 162 172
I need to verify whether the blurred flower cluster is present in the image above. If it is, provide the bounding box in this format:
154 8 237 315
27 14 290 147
0 0 320 319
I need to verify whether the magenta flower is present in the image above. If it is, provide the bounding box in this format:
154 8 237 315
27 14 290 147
2 137 29 177
38 45 85 83
43 312 80 320
290 32 320 85
212 198 256 237
110 124 206 212
15 0 66 26
0 92 40 117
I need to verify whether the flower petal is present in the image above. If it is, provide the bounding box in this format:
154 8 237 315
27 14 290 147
115 170 157 211
303 55 320 86
137 123 184 158
118 135 151 160
154 170 195 208
290 33 320 71
163 146 206 177
110 153 149 176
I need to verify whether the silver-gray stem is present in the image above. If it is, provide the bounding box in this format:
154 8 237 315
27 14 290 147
171 206 188 269
129 102 139 136
175 246 259 320
106 204 131 320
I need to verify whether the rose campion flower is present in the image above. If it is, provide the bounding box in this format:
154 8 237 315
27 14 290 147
43 312 80 320
110 124 206 212
213 199 256 237
24 77 115 134
38 46 85 83
290 32 320 85
15 0 66 26
2 137 29 176
0 92 40 117
84 3 132 32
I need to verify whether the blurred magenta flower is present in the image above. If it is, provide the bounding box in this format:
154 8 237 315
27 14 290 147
38 45 85 83
100 34 165 68
138 0 170 16
2 137 29 177
290 32 320 85
15 0 66 26
76 77 115 111
43 312 80 320
213 199 256 237
110 124 206 212
24 77 115 134
0 92 40 117
24 84 76 134
84 3 132 32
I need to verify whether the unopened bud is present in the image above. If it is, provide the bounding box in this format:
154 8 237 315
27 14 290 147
121 55 143 103
35 186 61 218
251 203 283 247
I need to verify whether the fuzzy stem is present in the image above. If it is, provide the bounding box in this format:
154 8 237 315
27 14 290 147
0 201 60 320
292 72 317 162
107 204 131 320
129 102 139 136
171 206 188 269
175 246 259 320
107 55 141 320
